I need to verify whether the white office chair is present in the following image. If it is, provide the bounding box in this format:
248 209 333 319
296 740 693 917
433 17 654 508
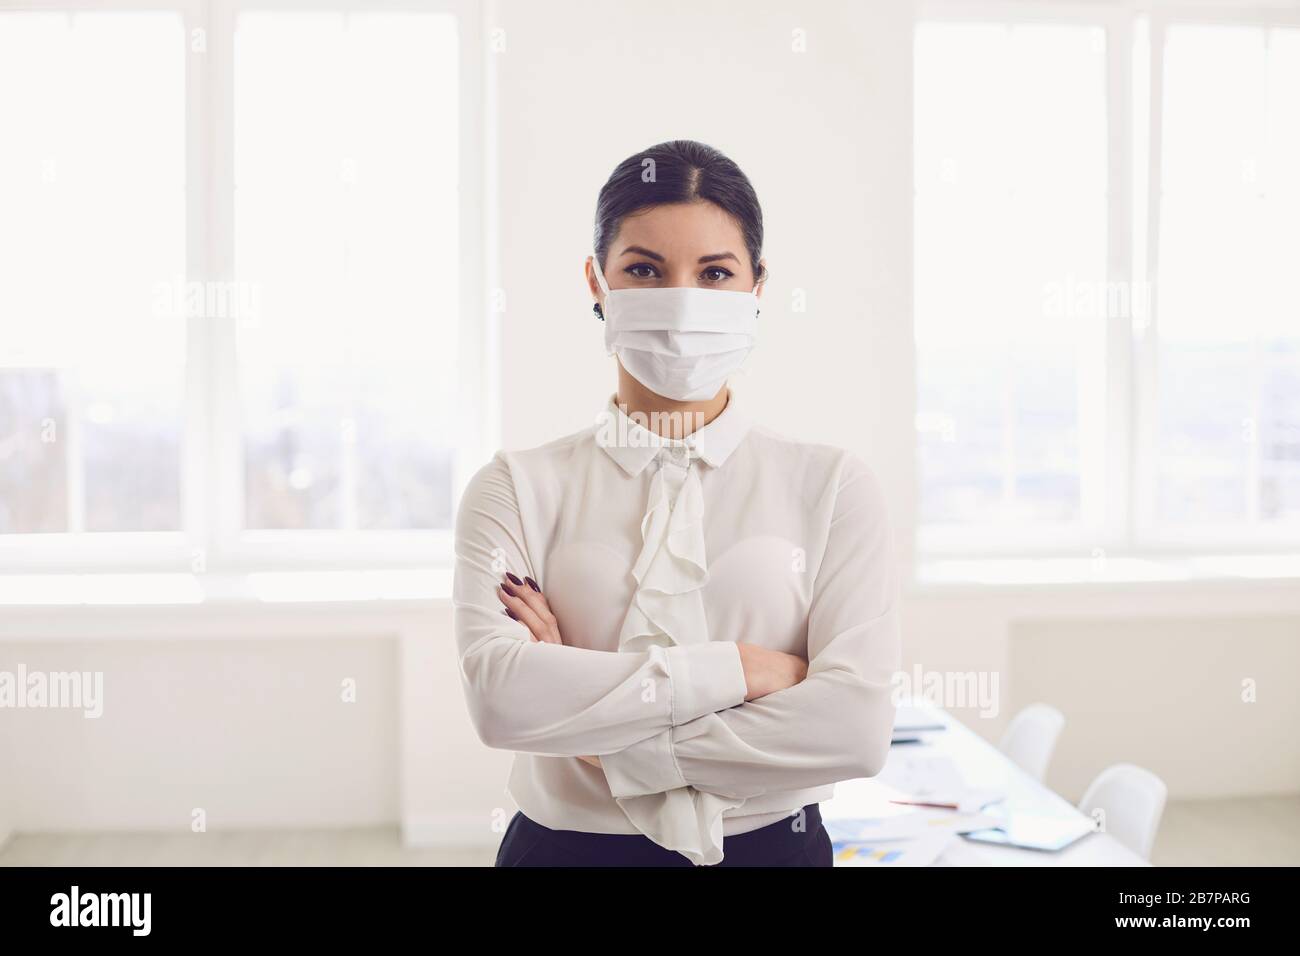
998 703 1065 783
1078 763 1168 861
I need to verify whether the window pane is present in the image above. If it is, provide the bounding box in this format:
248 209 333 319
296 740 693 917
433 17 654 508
0 371 67 533
914 23 1108 532
1156 25 1300 527
0 12 186 533
234 11 459 531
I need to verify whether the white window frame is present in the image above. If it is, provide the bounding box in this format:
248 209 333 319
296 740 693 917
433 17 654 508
0 0 490 573
1134 1 1300 554
914 0 1129 560
915 0 1300 561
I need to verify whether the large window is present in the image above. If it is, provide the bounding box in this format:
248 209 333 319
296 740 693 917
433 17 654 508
0 1 484 571
1149 21 1300 544
914 19 1108 547
915 2 1300 557
0 10 187 536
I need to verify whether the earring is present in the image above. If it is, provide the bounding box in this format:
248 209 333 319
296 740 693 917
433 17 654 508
593 302 604 321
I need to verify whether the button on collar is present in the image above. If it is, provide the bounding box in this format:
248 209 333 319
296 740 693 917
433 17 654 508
658 442 692 468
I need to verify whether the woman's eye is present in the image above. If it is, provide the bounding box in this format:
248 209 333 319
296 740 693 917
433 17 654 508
702 267 734 282
624 263 659 279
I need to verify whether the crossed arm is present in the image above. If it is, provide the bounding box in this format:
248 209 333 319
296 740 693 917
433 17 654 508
452 451 900 803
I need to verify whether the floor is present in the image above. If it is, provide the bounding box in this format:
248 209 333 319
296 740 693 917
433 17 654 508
1150 795 1300 867
2 796 1296 866
0 828 496 867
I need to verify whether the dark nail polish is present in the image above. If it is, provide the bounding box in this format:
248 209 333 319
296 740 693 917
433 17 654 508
502 582 517 597
506 572 524 586
525 576 541 592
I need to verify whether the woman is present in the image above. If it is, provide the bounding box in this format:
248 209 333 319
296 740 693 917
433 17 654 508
454 140 900 867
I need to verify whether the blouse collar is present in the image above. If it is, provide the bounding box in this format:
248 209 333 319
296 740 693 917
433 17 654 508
594 388 751 477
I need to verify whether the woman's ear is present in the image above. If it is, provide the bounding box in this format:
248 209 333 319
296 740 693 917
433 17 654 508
586 256 608 320
584 256 604 303
754 257 768 298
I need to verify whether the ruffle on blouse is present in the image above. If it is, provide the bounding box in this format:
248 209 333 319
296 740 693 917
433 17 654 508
615 452 710 654
610 446 741 865
614 788 745 867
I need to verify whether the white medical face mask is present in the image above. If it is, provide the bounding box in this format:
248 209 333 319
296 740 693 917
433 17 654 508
591 253 761 402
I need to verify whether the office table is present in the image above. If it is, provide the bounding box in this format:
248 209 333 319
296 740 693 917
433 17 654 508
823 701 1149 866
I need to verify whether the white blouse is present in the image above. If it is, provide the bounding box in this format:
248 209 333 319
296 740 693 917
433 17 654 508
452 387 901 865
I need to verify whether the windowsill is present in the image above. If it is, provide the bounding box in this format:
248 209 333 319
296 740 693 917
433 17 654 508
911 554 1300 592
2 556 1297 609
0 569 454 608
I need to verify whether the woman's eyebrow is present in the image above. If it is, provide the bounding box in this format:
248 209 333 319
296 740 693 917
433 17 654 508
619 245 665 262
698 252 740 264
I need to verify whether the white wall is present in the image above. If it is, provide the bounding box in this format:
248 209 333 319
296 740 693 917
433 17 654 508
0 714 12 850
1010 615 1300 800
4 637 396 831
0 603 510 844
1 0 1296 848
908 585 1300 803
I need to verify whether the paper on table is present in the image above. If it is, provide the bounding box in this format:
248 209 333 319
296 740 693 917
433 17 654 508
831 830 953 867
930 836 987 866
891 789 1005 813
892 705 947 733
876 752 1004 812
825 808 1004 843
877 751 962 790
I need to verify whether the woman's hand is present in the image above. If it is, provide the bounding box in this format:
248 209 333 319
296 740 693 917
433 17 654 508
736 643 808 701
497 572 564 644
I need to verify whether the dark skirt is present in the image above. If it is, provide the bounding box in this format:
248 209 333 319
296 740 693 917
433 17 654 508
494 803 832 867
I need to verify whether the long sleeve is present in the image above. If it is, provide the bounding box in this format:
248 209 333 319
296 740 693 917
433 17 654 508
599 453 901 854
453 452 749 756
